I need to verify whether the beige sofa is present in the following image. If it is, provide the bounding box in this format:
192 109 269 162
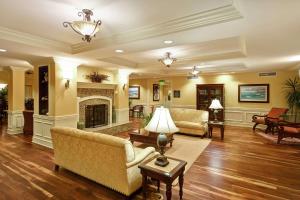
51 127 157 196
170 108 209 137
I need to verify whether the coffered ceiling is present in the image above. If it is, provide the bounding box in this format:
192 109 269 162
0 0 299 77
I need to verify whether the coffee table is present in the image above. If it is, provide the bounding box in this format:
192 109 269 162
139 156 187 200
129 129 174 147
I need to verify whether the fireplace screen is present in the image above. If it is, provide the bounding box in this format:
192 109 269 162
85 104 108 128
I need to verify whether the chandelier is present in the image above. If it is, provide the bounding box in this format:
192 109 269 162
190 66 200 75
158 52 177 67
63 9 102 42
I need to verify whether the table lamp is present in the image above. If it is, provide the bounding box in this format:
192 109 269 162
145 106 179 167
209 99 223 122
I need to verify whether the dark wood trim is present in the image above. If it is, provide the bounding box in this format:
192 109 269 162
129 85 140 99
238 84 269 103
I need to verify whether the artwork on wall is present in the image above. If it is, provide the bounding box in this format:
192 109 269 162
173 90 180 98
129 86 140 99
238 84 269 103
153 84 160 101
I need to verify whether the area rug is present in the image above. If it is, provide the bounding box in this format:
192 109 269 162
134 134 211 185
256 131 300 145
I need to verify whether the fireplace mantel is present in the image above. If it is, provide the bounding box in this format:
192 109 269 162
77 82 118 90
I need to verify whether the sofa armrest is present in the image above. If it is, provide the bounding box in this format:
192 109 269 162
126 147 157 168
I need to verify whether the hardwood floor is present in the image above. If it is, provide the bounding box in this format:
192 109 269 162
0 122 300 200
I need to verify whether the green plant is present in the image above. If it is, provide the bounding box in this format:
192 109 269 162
0 86 8 110
143 112 153 128
77 121 85 130
112 106 116 123
283 77 300 122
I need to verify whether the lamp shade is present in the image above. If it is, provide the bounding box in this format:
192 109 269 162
145 106 179 134
209 99 223 109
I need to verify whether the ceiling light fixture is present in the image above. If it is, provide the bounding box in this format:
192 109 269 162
0 49 7 52
158 52 177 67
115 49 124 53
164 40 173 44
63 9 102 42
191 66 200 75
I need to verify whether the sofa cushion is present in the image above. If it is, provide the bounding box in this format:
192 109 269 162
170 108 208 124
175 121 204 130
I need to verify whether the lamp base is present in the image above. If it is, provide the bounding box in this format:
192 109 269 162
155 155 169 167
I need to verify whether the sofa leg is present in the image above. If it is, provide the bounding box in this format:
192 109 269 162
54 164 59 171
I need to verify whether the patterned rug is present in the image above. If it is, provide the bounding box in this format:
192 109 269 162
255 131 300 145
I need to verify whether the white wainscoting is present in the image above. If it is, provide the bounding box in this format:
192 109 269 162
224 107 269 127
33 114 78 148
7 110 24 134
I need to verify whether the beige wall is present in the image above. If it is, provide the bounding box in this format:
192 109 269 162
129 71 296 110
33 58 78 116
8 69 25 111
129 78 165 106
0 70 10 84
77 66 115 84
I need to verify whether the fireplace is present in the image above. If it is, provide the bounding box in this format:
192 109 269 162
85 104 108 128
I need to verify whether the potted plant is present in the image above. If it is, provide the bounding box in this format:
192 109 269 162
25 98 34 110
283 77 300 122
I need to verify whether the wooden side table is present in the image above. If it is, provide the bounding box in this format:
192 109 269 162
139 156 187 200
208 121 224 140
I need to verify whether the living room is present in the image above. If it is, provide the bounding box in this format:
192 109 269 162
0 0 300 200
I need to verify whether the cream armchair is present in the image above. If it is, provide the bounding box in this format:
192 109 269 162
170 108 209 137
51 127 157 196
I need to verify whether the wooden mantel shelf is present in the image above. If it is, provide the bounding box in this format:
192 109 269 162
77 82 118 90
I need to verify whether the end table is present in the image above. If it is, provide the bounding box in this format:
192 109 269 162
139 156 187 200
208 121 225 140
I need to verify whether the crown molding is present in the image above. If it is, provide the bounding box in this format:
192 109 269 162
0 26 71 53
72 4 243 54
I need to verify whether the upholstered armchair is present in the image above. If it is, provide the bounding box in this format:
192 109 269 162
277 122 300 144
252 107 288 133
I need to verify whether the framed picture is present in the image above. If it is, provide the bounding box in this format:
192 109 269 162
153 84 160 101
173 90 180 98
129 86 140 99
238 84 269 103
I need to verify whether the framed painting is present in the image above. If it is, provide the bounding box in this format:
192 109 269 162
238 84 269 103
129 86 140 99
173 90 180 98
153 84 160 101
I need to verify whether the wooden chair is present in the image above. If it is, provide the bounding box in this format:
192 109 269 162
252 107 288 134
277 122 300 144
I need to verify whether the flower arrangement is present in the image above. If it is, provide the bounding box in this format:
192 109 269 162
86 72 109 83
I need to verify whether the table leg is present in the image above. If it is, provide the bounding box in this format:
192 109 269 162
221 126 224 140
157 180 160 192
142 175 147 199
179 171 184 200
166 183 172 200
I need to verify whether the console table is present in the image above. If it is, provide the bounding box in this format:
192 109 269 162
208 121 224 140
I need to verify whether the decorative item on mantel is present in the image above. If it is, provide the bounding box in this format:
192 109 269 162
86 72 109 83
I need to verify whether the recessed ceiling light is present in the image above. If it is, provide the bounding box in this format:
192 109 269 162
115 49 124 53
164 40 173 44
0 49 7 52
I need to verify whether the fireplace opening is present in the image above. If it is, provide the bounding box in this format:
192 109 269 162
85 104 108 128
